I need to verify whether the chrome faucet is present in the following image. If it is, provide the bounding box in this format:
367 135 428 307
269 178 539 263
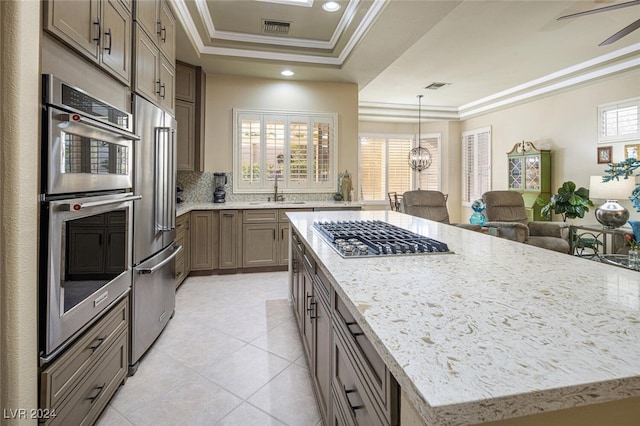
273 174 284 202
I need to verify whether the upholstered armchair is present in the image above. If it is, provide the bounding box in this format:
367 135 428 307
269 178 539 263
482 191 570 253
403 190 482 231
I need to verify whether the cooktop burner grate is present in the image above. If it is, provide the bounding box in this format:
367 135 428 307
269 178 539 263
312 220 451 258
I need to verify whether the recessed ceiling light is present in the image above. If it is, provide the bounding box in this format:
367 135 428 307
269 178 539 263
281 70 295 76
322 1 340 12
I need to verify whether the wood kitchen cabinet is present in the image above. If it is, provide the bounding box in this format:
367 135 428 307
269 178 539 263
292 230 332 424
175 61 205 172
134 25 175 113
40 296 128 426
290 228 399 425
175 213 191 288
190 211 219 271
134 0 175 65
219 210 241 269
44 0 131 85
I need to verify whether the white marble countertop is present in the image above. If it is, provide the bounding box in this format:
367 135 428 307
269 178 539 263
176 200 362 217
286 210 640 425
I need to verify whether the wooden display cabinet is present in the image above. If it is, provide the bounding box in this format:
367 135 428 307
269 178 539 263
507 141 551 221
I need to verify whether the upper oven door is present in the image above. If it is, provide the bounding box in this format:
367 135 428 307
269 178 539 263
45 106 135 195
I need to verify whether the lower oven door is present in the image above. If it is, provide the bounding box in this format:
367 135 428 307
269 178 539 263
41 192 140 363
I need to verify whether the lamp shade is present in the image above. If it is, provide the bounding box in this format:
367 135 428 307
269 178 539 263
589 176 636 200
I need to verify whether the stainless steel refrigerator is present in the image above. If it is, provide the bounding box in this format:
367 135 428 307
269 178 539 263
129 94 180 375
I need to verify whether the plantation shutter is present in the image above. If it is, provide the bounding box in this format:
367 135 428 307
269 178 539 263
417 135 440 190
599 98 640 143
359 137 386 201
462 127 491 204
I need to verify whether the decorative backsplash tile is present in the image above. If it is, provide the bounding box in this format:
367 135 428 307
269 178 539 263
177 171 336 203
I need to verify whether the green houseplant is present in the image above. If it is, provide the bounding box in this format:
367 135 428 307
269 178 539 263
536 181 593 221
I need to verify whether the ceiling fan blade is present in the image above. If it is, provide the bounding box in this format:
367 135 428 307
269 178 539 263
600 18 640 45
558 0 640 20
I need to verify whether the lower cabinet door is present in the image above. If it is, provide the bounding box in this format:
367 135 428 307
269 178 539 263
242 223 278 267
314 288 332 423
47 331 127 426
333 331 385 426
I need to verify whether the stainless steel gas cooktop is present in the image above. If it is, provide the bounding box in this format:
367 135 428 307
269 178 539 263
312 220 451 258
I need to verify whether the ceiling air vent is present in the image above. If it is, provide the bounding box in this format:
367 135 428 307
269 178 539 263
424 82 449 90
263 20 291 34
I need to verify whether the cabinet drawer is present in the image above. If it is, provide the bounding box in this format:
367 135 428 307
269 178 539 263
41 296 128 410
333 331 385 426
47 330 128 426
243 209 278 223
279 208 313 222
334 296 397 424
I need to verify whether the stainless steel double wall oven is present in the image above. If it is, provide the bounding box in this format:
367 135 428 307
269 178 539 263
39 75 139 363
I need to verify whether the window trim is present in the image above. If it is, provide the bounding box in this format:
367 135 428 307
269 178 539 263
598 97 640 143
461 126 492 207
232 108 338 194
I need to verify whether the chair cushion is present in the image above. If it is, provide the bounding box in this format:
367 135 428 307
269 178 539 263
402 190 450 224
482 191 528 224
528 221 569 239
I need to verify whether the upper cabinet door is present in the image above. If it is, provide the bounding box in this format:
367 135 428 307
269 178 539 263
158 0 176 64
134 0 159 41
101 0 131 84
45 0 100 62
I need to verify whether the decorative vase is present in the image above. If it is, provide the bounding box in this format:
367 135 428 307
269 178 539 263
628 247 639 270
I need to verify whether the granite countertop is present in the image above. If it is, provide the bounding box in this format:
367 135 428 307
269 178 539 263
286 210 640 425
176 200 362 217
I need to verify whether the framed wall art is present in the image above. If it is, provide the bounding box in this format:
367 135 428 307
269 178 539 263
597 146 612 164
624 144 639 159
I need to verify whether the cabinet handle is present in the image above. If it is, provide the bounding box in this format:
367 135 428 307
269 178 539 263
343 385 364 417
223 213 233 217
292 258 298 273
160 83 166 99
281 229 284 240
103 28 112 54
306 294 317 319
160 26 167 42
345 321 365 339
88 336 105 352
156 80 162 95
98 234 103 246
273 229 276 240
93 18 101 45
87 382 106 404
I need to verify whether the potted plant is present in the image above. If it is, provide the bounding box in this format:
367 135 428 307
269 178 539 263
536 181 593 221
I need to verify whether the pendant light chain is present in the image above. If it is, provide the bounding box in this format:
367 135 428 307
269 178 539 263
408 94 432 172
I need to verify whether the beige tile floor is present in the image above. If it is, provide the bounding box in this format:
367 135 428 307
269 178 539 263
96 271 322 426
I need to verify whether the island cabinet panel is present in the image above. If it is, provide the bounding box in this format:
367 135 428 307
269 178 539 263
219 210 240 269
290 228 399 426
40 296 129 425
332 330 386 426
190 211 219 271
312 271 333 424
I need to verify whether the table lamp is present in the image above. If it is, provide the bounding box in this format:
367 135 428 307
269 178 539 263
589 176 636 228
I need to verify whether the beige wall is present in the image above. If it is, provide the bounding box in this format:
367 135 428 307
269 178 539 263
203 74 360 194
461 69 640 223
0 0 40 423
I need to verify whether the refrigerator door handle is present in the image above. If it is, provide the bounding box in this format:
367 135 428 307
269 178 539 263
155 127 172 232
135 245 182 274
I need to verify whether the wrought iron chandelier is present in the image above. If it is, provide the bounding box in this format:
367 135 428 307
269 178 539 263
408 94 432 172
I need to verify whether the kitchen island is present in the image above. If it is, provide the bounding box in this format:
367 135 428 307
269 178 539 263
287 210 640 425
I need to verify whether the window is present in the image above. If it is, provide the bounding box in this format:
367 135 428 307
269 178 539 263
462 127 491 205
598 98 640 143
233 109 337 193
358 133 441 202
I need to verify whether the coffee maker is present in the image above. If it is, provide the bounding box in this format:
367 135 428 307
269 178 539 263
213 172 227 203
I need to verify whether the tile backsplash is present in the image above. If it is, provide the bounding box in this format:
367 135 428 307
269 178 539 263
177 171 336 203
